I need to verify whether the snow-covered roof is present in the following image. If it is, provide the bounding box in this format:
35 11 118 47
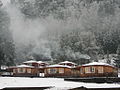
23 60 48 64
59 61 76 65
47 64 72 68
82 62 114 67
16 65 34 68
37 61 44 64
23 60 37 64
37 61 48 64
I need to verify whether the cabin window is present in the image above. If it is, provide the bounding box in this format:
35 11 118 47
27 68 31 73
80 68 83 74
85 67 91 73
59 68 64 73
48 68 57 74
85 67 95 73
18 68 26 73
98 67 103 73
91 67 95 73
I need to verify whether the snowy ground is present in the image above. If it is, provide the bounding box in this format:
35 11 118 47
0 77 120 90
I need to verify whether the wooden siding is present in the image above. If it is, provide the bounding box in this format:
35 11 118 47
45 67 72 77
74 65 118 77
13 67 39 77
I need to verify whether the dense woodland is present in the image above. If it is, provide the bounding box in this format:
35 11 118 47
1 0 120 68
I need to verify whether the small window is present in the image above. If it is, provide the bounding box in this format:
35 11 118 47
85 67 91 73
18 68 26 73
47 68 57 74
91 67 95 73
85 67 95 73
59 68 64 73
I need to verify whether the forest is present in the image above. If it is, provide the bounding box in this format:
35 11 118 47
0 0 120 68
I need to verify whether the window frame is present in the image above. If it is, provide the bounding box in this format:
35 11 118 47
17 68 26 73
85 66 95 73
91 67 95 73
85 67 91 73
47 68 57 74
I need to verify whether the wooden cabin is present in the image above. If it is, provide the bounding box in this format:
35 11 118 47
75 62 118 77
44 65 72 77
7 60 48 77
6 60 118 78
12 65 39 77
23 60 49 77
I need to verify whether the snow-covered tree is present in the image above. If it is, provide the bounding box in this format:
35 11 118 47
7 0 120 64
0 4 15 68
115 45 120 68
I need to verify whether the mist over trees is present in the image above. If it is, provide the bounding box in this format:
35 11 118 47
1 0 120 65
0 3 15 68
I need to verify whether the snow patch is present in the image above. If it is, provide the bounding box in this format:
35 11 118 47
0 77 120 90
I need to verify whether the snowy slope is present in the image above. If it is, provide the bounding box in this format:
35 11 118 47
0 77 120 90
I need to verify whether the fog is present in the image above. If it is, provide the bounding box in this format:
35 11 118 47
2 0 115 63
